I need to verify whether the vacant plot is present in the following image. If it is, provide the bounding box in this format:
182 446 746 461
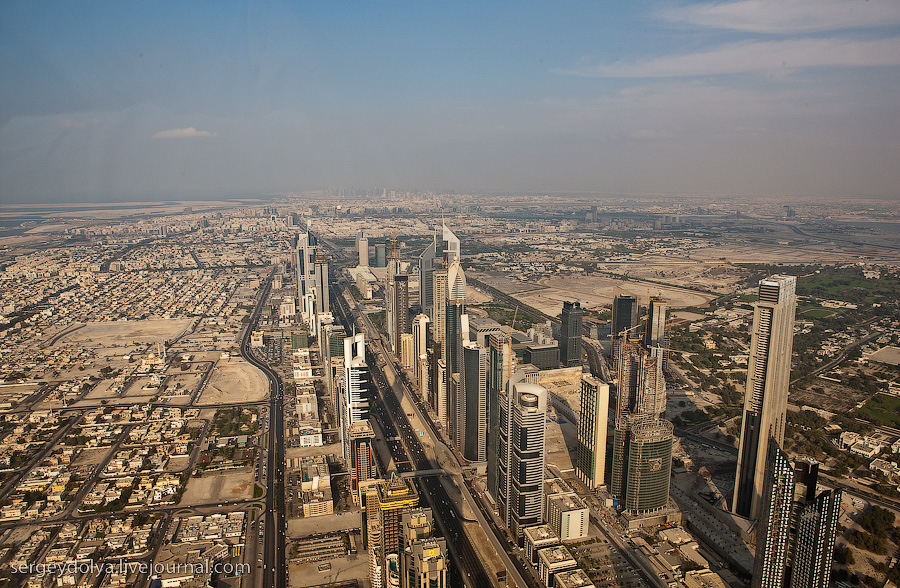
196 360 268 405
181 471 253 505
855 394 900 428
56 318 192 347
511 275 715 316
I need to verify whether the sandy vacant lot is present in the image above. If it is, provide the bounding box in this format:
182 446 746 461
57 319 192 347
196 360 268 405
181 471 254 505
511 275 715 316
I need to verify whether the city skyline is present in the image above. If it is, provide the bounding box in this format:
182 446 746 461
2 1 900 203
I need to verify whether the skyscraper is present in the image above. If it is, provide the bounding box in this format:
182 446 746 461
442 223 460 264
644 296 668 368
611 293 639 359
445 259 466 446
399 509 448 588
431 266 448 360
559 301 583 367
498 369 548 543
576 374 610 490
314 250 329 315
358 232 370 267
790 488 842 588
377 474 420 557
487 333 512 503
412 313 430 399
461 339 488 462
623 418 674 514
610 338 672 513
295 232 317 321
752 448 842 588
349 420 377 504
390 274 410 354
752 444 796 588
418 234 437 319
734 275 798 520
342 334 370 462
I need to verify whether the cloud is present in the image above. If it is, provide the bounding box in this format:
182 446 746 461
58 118 87 129
555 37 900 78
151 127 216 139
660 0 900 34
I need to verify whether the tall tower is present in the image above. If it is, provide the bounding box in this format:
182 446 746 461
349 420 377 504
445 259 466 446
296 232 317 321
442 223 460 264
752 444 796 588
559 301 583 367
461 340 488 462
314 249 329 315
358 232 370 267
432 266 448 360
790 488 842 588
499 370 548 543
399 509 448 588
412 314 430 399
576 374 610 490
610 338 672 513
624 419 674 514
733 275 797 520
611 293 639 359
342 334 370 462
418 234 438 319
644 296 668 368
486 333 512 503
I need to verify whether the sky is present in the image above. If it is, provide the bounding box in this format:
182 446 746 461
2 0 900 203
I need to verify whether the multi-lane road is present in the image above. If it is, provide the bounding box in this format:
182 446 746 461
239 274 287 588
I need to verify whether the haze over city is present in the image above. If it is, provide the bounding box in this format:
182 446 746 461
3 0 900 203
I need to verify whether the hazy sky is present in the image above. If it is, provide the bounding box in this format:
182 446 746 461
2 1 900 203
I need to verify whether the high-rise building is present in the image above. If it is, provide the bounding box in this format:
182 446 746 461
576 374 611 490
377 474 420 557
399 509 448 588
445 260 466 446
358 232 370 267
390 274 410 354
461 340 488 462
498 370 548 543
616 340 666 420
559 301 583 367
295 232 317 321
644 296 668 368
397 333 413 371
487 333 512 503
412 314 430 398
753 446 842 588
349 420 377 504
314 250 329 315
733 275 797 520
623 418 674 514
342 334 370 462
374 243 387 267
752 444 796 588
432 266 448 359
790 488 842 588
610 337 672 513
611 293 639 359
418 235 437 319
442 223 460 264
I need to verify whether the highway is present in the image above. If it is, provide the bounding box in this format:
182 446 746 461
239 274 287 588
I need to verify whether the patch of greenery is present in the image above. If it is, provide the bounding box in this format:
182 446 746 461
855 394 900 428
